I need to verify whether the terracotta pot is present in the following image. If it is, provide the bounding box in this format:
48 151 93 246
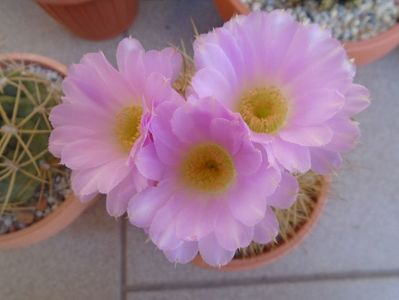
35 0 139 40
192 176 330 271
0 53 92 249
213 0 399 66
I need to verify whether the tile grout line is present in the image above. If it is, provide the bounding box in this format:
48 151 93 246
119 217 128 300
125 268 399 293
119 30 129 300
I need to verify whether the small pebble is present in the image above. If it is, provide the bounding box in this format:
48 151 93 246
44 208 51 216
16 223 26 230
35 211 44 218
3 215 13 227
0 224 8 234
47 196 56 204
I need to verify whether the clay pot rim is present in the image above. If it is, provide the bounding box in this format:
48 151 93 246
0 52 67 75
192 175 331 271
344 23 399 50
221 0 399 52
0 53 90 249
0 193 92 249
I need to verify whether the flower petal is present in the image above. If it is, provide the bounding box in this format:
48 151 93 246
71 158 130 196
270 138 311 173
128 182 172 228
143 72 185 109
233 139 262 175
267 172 299 209
136 142 164 181
342 84 370 117
49 102 111 130
198 233 236 267
325 118 360 152
164 241 198 264
171 102 211 144
144 47 182 82
280 125 333 147
194 42 238 87
190 68 235 109
228 159 280 226
116 37 146 90
61 139 121 170
310 148 342 174
175 197 213 241
106 173 140 217
291 90 345 126
49 126 94 157
215 211 253 251
77 52 136 108
149 198 183 250
253 207 279 244
210 117 246 155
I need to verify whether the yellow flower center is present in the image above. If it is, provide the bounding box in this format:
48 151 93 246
238 87 288 134
114 105 143 153
180 143 236 193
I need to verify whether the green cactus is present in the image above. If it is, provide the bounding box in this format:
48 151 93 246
0 61 64 215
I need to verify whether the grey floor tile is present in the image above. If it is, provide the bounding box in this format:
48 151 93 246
0 201 121 300
127 278 399 300
125 48 399 285
127 0 223 52
0 0 122 65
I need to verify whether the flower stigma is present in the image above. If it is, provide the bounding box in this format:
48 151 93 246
239 86 288 134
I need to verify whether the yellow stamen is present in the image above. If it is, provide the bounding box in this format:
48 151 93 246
180 143 235 193
239 87 288 134
114 105 143 153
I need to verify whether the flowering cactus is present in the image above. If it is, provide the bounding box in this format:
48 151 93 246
49 11 369 267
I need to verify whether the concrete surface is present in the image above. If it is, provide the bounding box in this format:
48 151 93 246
0 0 398 299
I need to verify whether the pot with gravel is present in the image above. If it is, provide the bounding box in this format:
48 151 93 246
35 0 140 41
0 53 91 249
214 0 399 65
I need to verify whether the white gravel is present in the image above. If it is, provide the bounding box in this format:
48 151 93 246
241 0 399 41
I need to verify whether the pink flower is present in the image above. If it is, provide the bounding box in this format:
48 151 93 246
128 97 298 266
190 11 370 174
49 38 183 216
